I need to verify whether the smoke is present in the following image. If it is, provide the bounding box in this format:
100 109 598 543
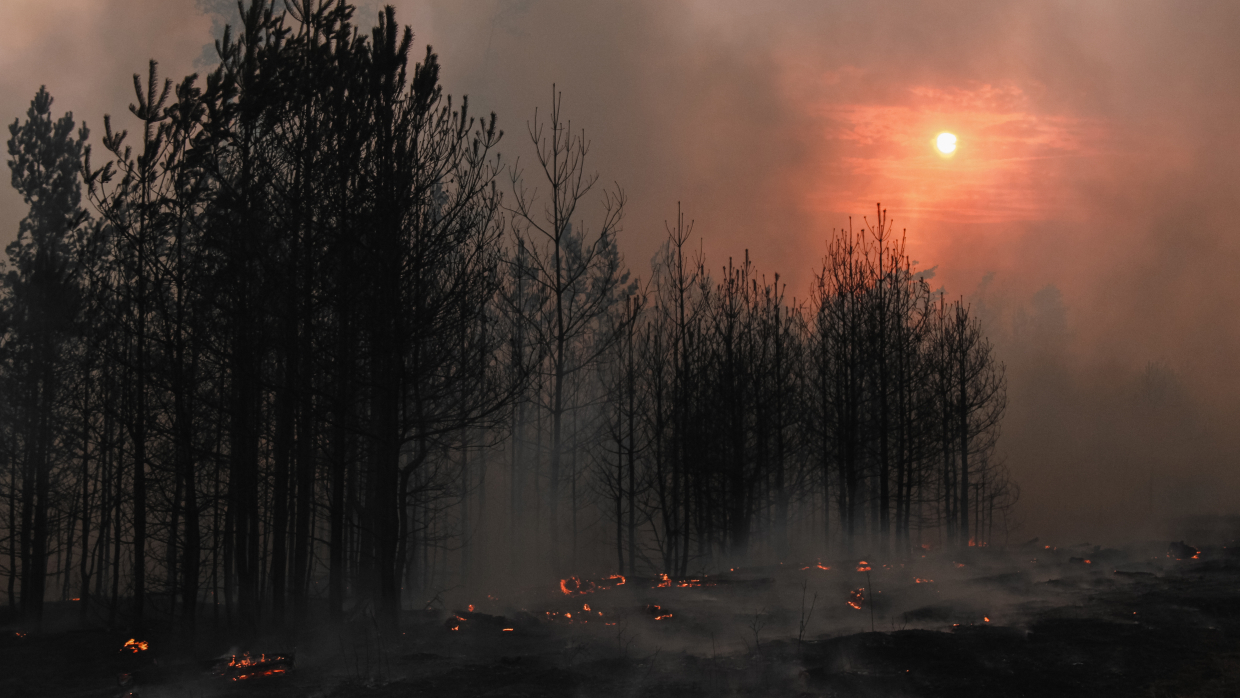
1 0 1237 543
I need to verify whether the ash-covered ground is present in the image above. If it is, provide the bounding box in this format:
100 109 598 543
5 541 1240 697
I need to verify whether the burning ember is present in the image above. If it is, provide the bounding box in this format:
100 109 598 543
645 604 673 620
560 573 626 595
848 588 865 610
856 561 872 572
543 603 608 625
914 577 934 584
121 639 149 653
1168 541 1201 560
448 609 521 632
212 652 294 681
800 562 831 571
654 572 715 588
984 616 991 622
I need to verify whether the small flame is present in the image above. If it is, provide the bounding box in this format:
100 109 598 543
468 604 475 612
848 588 865 610
121 639 149 653
583 604 591 612
502 628 514 632
1084 559 1092 564
984 616 990 622
222 652 292 681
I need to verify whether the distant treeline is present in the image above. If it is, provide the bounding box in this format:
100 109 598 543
0 1 1009 635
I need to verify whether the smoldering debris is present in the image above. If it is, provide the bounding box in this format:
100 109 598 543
5 542 1240 696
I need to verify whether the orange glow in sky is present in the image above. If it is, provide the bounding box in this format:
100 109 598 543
797 81 1114 228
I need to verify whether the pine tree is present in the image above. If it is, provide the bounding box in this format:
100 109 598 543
4 86 89 625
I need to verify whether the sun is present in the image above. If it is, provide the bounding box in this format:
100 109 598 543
936 132 957 155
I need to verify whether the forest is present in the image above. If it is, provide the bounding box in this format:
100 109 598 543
0 0 1010 638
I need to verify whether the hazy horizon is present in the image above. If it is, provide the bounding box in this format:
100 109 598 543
3 0 1238 544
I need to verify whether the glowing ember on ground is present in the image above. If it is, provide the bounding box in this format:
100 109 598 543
220 653 293 681
544 607 606 625
561 576 594 595
800 562 831 571
848 588 865 610
561 573 626 595
121 639 149 653
984 616 991 622
856 561 872 572
914 577 934 584
645 604 673 620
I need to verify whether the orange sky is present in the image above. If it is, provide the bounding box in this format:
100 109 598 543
3 1 1239 542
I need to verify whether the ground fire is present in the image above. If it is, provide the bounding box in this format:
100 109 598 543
212 652 295 681
560 573 626 595
848 588 865 610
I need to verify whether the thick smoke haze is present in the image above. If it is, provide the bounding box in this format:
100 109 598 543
2 1 1237 543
